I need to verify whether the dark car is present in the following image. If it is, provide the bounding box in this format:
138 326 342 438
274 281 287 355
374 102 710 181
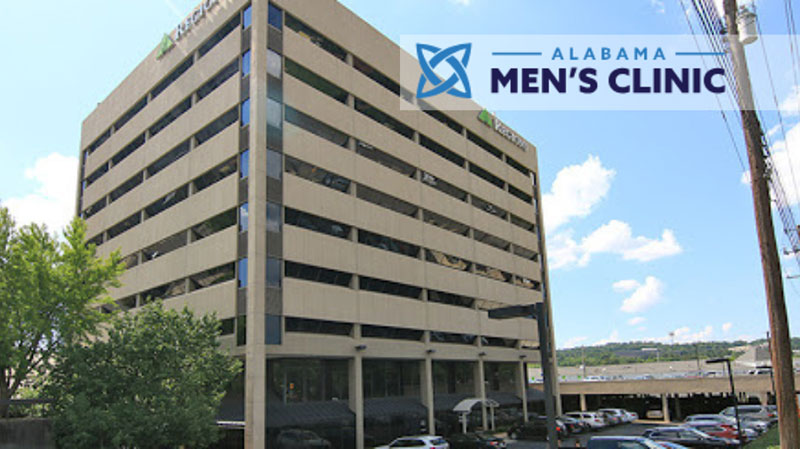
276 429 333 449
508 417 565 441
446 433 505 449
558 415 587 434
642 427 738 448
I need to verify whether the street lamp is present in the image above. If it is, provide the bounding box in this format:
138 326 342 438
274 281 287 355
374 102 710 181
707 357 744 447
642 347 660 363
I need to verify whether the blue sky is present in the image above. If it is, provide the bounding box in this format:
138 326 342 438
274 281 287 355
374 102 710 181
1 0 798 348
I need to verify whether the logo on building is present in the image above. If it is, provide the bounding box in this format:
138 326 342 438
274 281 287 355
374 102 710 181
416 43 472 99
157 34 176 59
477 109 528 151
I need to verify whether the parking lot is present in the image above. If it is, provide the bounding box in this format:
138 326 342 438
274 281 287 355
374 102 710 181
507 422 669 449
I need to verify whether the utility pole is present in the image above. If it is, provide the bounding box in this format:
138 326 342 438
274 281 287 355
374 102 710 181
722 1 799 447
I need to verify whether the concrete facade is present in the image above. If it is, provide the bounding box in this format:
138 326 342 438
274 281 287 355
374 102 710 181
77 1 553 448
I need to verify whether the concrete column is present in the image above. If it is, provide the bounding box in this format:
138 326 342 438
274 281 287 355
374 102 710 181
349 356 364 449
661 394 671 423
475 360 487 429
580 394 587 412
516 361 528 422
758 392 770 405
421 358 435 434
674 395 682 421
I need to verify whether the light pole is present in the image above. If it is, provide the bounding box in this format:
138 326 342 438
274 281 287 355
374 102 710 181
707 357 744 447
642 347 660 364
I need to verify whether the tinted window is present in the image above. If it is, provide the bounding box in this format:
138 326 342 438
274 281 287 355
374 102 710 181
356 140 416 178
238 258 248 288
419 134 465 167
358 229 419 258
285 14 347 61
266 149 282 180
285 208 350 239
362 325 423 341
191 209 237 240
239 203 249 232
421 171 467 202
359 276 421 299
357 185 417 217
142 231 187 262
284 261 351 287
197 60 239 100
114 97 148 132
198 14 240 58
266 202 281 233
422 210 469 236
151 57 193 99
267 257 282 287
195 107 238 145
268 3 283 29
285 317 352 336
241 99 251 126
147 140 190 177
150 97 192 137
242 5 252 28
469 162 505 189
190 263 235 291
285 59 347 104
194 158 237 192
285 156 350 193
145 185 188 219
354 98 414 140
241 50 251 77
268 49 282 78
240 150 250 179
285 106 349 147
110 172 144 203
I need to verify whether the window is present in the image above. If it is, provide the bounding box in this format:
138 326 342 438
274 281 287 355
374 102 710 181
111 134 145 166
358 229 419 258
428 290 474 309
285 14 347 61
241 99 251 126
238 258 248 288
110 172 144 203
419 134 465 167
285 317 353 336
242 4 252 29
359 276 421 299
195 107 238 145
151 57 193 99
472 196 507 220
240 150 250 179
474 264 512 283
356 185 417 217
267 257 282 287
506 156 529 175
142 231 187 262
145 185 188 219
267 98 282 129
267 149 282 180
285 208 350 239
285 156 350 193
266 314 282 344
361 325 423 341
191 209 237 240
285 59 347 104
425 249 471 271
197 60 239 100
239 203 249 232
356 141 415 178
354 98 414 140
469 163 505 189
121 253 139 269
83 198 107 218
190 263 235 291
86 233 104 247
193 157 237 192
267 49 282 79
241 50 251 77
285 106 349 147
510 214 536 232
467 130 504 160
220 318 235 336
352 56 401 96
509 184 533 204
512 245 538 261
114 96 148 132
285 261 351 287
482 337 517 348
198 14 241 58
430 331 476 345
474 229 511 251
85 129 111 155
147 140 190 178
236 314 246 346
418 102 464 134
514 276 540 291
86 162 109 187
141 279 186 303
421 171 467 202
266 202 281 233
107 212 141 239
268 3 283 29
422 210 470 236
116 296 137 311
150 97 192 137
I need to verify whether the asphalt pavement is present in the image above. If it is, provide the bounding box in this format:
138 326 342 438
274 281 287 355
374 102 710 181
507 422 670 449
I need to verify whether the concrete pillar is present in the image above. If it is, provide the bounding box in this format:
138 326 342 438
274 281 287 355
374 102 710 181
420 358 435 434
349 355 364 449
674 395 682 421
517 361 529 422
758 392 770 405
661 394 671 423
475 360 487 429
580 394 587 412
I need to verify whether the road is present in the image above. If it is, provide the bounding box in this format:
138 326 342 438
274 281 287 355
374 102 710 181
508 422 669 449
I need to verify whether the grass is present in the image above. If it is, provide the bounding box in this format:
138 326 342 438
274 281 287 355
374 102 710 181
744 426 779 449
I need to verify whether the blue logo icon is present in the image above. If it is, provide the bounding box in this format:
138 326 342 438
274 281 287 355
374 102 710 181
416 43 472 99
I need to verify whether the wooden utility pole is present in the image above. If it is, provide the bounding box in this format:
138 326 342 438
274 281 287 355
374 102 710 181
722 1 800 447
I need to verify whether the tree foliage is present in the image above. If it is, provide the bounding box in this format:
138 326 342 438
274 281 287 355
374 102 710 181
46 302 242 449
0 207 124 417
556 341 750 367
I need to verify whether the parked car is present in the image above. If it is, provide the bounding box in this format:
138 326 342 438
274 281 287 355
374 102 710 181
739 415 770 434
642 427 738 448
719 405 777 425
586 436 665 449
747 368 772 375
653 442 692 449
565 411 607 429
446 433 504 449
597 410 622 426
376 436 449 449
684 414 763 435
508 417 565 441
276 430 333 449
558 415 588 434
599 408 634 424
681 422 747 442
625 410 640 422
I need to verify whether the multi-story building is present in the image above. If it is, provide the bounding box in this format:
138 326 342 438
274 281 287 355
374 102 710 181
76 1 555 448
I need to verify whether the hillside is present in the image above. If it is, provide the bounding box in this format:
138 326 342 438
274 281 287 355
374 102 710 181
556 340 769 367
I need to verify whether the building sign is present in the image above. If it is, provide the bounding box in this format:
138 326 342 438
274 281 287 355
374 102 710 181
478 109 528 151
157 0 220 59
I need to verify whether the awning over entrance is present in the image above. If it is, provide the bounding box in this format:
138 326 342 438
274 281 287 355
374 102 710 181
434 393 472 412
364 397 427 418
266 400 355 428
487 391 522 407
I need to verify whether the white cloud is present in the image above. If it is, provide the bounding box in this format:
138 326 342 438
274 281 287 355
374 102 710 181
542 155 615 232
628 316 646 326
674 325 714 343
448 0 471 5
780 85 800 117
650 0 666 14
3 153 78 233
548 220 682 269
614 279 641 292
722 322 733 333
561 336 588 349
619 276 665 314
595 330 620 346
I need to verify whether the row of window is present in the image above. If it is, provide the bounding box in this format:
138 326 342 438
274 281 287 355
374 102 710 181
83 3 253 158
282 155 540 265
282 10 532 178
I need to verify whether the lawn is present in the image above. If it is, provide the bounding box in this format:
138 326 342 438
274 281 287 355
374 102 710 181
744 426 779 449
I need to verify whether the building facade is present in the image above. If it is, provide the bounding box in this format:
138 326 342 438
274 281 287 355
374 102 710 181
76 1 555 448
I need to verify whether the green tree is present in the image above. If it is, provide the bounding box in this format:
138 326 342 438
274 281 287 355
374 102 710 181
0 207 124 417
46 302 242 449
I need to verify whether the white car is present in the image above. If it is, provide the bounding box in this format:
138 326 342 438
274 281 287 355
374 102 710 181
598 408 633 423
565 411 606 429
376 436 449 449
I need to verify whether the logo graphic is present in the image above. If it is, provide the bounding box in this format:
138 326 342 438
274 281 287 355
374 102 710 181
157 34 175 59
416 43 472 99
478 109 494 127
